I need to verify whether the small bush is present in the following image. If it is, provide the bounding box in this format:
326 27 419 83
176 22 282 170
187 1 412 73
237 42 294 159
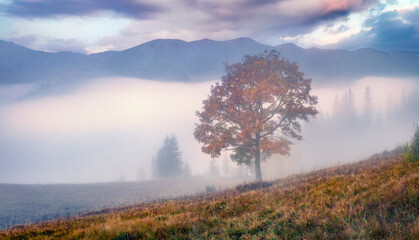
235 181 273 192
206 185 216 193
404 125 419 162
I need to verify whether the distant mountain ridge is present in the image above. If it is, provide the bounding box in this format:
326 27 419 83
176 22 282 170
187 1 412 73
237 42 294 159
1 37 419 85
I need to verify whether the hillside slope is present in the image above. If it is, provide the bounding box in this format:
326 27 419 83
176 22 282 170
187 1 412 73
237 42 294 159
1 153 418 239
0 178 244 231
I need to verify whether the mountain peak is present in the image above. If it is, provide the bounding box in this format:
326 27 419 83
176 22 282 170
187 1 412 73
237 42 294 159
145 38 187 46
194 38 213 42
227 37 258 44
276 42 301 49
189 38 217 45
124 39 187 52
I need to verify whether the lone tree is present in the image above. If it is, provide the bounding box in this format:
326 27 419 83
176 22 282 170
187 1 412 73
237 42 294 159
152 135 184 179
194 50 318 181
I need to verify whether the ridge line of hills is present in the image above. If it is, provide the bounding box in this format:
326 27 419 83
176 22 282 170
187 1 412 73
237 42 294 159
1 37 419 84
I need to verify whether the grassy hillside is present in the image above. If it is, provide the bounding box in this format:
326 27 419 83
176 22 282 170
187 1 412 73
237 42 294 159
1 152 418 239
0 178 244 230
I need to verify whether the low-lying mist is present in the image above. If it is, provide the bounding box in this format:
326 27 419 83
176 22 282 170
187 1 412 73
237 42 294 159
0 77 418 183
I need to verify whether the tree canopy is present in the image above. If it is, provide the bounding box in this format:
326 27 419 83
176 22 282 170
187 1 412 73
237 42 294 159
194 50 318 181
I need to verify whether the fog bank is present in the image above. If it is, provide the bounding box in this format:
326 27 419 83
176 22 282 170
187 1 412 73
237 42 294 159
0 77 417 183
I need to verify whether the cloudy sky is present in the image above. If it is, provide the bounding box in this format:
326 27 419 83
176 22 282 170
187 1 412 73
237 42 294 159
0 0 418 53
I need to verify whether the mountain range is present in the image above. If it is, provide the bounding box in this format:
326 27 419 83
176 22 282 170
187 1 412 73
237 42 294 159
1 37 419 85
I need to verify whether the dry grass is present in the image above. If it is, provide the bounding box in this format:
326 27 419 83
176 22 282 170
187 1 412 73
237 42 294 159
0 177 245 230
1 152 418 239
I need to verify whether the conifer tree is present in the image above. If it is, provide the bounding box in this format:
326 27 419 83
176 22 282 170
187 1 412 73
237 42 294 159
153 135 183 178
404 124 419 162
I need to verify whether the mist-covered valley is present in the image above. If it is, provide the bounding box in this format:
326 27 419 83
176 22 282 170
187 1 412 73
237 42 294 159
0 75 417 184
1 0 419 236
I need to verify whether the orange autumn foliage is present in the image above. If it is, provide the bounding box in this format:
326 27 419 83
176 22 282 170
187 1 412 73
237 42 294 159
194 51 318 180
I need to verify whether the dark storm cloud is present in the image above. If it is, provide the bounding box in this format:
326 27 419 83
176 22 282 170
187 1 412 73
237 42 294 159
184 0 379 37
0 0 384 52
2 0 377 30
335 7 419 51
184 0 278 9
1 0 162 19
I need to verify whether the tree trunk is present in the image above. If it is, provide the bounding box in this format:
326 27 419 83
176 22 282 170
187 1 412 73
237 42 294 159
254 133 262 181
255 149 262 181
